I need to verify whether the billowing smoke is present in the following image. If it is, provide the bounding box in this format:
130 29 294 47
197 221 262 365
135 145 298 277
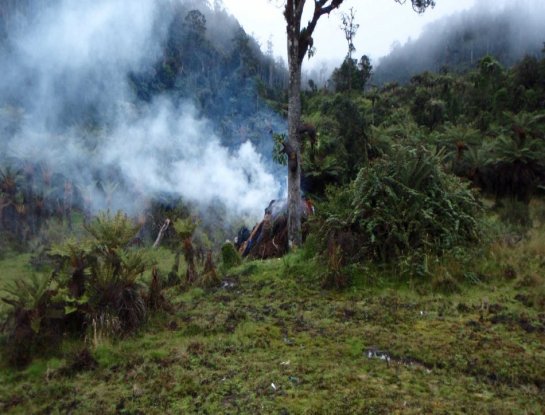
0 0 284 223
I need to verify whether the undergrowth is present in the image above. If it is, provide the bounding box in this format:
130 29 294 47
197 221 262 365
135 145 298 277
1 240 544 413
0 203 544 413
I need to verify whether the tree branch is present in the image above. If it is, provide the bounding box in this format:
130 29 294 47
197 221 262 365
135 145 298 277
394 0 436 13
153 219 171 249
297 0 344 63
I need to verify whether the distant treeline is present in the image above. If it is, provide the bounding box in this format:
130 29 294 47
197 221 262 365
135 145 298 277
372 3 545 85
130 2 289 111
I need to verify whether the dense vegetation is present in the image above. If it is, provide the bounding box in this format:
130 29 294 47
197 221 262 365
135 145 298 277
300 51 545 286
1 1 545 413
129 2 289 150
303 53 545 200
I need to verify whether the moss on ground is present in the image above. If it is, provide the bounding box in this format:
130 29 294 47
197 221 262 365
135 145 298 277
1 248 544 414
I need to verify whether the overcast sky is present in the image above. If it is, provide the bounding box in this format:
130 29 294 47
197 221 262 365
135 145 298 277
221 0 477 68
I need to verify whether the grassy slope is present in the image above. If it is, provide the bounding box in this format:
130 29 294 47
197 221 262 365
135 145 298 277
1 247 544 414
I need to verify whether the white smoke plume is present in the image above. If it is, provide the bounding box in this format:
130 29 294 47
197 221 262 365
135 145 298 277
0 0 283 222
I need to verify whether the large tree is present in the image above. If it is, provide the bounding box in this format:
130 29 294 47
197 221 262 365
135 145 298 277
283 0 435 248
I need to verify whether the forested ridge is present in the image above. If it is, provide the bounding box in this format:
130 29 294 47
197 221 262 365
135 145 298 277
372 1 545 84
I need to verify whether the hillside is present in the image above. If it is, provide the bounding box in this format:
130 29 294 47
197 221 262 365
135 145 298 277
372 2 545 85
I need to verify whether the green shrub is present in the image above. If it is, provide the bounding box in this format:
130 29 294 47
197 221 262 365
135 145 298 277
220 242 241 272
1 212 159 366
75 212 149 333
316 144 483 263
0 272 62 366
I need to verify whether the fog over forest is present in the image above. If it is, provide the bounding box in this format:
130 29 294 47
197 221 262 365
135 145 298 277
372 0 545 84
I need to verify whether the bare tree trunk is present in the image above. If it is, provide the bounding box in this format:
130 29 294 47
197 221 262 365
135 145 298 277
284 0 359 247
287 57 302 248
183 238 198 284
285 0 305 249
172 250 180 275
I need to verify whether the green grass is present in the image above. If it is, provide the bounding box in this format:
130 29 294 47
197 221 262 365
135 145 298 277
0 246 544 414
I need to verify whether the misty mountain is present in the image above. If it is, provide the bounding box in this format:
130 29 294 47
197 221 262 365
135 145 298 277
0 0 288 221
1 0 287 150
372 1 545 85
128 1 289 151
